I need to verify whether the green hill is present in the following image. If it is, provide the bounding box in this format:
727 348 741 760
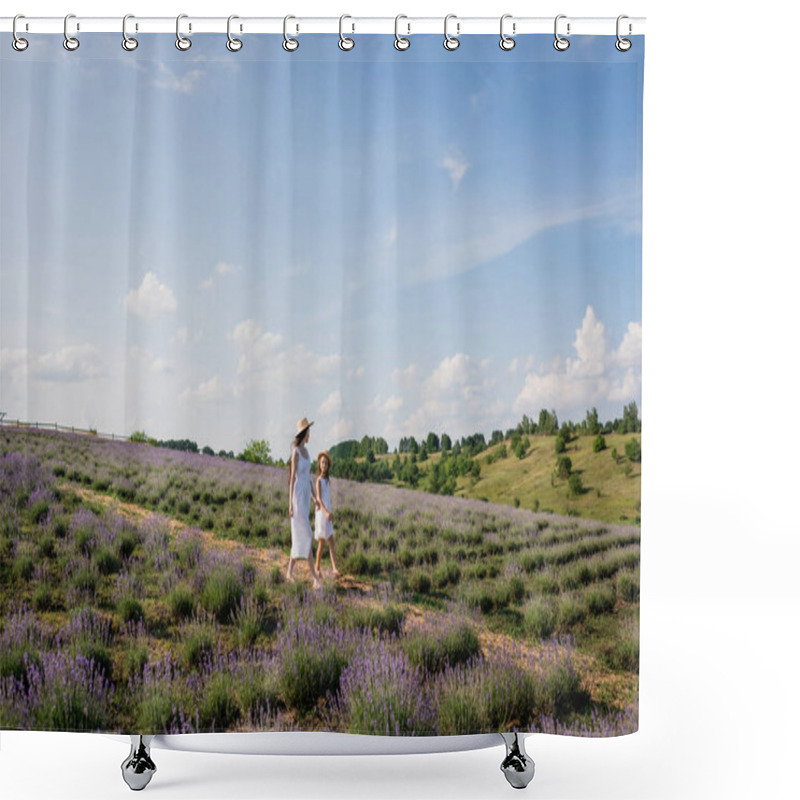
368 432 641 525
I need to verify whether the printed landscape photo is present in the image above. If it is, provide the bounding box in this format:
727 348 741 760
0 34 641 736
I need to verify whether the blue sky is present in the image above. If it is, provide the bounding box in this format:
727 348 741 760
0 34 643 458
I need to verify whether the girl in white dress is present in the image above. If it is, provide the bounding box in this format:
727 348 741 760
287 417 321 589
314 451 341 578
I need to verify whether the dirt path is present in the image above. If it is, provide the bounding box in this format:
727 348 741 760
58 481 635 709
57 481 373 593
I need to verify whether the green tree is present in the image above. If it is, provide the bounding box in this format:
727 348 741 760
625 438 642 463
538 409 559 435
241 439 272 465
441 433 452 452
426 432 440 453
593 434 606 453
622 401 641 434
568 472 584 497
427 462 444 493
555 455 572 480
585 407 600 436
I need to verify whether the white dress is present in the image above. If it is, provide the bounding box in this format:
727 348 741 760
314 477 335 541
290 446 313 558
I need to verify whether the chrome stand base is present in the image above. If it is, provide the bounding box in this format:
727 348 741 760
500 732 535 790
121 735 157 791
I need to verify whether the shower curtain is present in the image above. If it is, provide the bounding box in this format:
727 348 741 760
0 29 643 738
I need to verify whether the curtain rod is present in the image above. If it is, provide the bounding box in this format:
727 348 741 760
1 16 645 36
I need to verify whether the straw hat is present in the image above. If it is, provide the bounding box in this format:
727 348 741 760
295 417 314 436
317 450 332 466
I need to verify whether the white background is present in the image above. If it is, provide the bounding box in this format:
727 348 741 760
2 1 798 798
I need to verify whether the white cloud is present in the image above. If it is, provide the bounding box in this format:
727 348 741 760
373 394 404 415
319 390 343 416
397 191 637 288
423 354 493 401
611 321 643 369
231 320 284 374
513 306 641 416
128 345 171 375
568 305 607 378
391 363 418 387
0 347 27 380
346 366 365 380
200 261 239 290
124 272 177 320
179 375 225 405
509 358 519 374
153 63 203 94
230 319 341 390
1 344 107 383
170 326 203 346
440 145 470 191
392 354 503 439
329 418 355 442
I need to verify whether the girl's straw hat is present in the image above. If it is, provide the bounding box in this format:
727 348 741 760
295 417 314 435
317 450 332 466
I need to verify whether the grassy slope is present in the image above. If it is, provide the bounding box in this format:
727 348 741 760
375 433 641 524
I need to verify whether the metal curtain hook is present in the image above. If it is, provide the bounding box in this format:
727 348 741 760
339 14 354 50
394 14 410 50
12 14 29 51
616 14 632 51
175 14 191 50
554 14 570 51
283 15 299 51
122 14 138 51
444 14 460 51
63 13 79 51
499 14 515 50
227 15 243 51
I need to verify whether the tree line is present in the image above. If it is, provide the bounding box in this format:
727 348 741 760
127 402 641 499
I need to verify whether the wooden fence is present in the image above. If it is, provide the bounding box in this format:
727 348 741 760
0 417 124 441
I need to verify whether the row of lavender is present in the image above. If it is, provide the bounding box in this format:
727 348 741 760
1 432 638 734
1 428 640 651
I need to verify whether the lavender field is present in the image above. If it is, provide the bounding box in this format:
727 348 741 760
0 427 639 736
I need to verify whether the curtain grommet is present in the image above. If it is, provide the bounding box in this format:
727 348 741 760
339 14 355 51
283 15 299 52
122 14 138 51
394 15 410 50
615 15 632 51
554 15 570 51
499 14 516 51
12 15 29 51
444 14 460 51
63 13 80 51
226 15 243 52
176 13 192 51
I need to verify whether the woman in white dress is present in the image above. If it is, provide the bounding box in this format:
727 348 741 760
287 417 321 589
